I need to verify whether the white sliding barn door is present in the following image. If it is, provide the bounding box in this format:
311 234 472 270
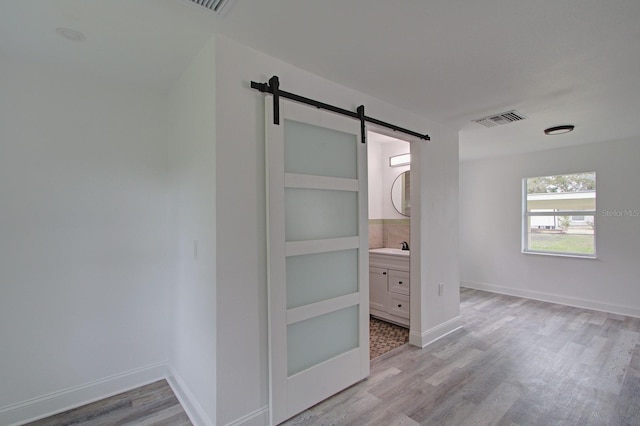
266 99 369 424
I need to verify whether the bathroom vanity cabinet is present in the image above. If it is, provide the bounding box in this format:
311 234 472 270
369 248 410 328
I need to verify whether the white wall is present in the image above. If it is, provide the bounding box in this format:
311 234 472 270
460 139 640 316
367 133 410 220
410 126 461 346
367 137 383 220
0 54 172 424
214 37 270 426
167 37 217 425
381 141 410 219
214 35 459 424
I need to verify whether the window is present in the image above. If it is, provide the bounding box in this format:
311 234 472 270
523 172 596 257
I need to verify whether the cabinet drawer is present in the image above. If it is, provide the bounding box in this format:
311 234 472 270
388 270 410 295
388 293 410 319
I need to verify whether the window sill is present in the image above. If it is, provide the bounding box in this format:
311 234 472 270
522 250 597 260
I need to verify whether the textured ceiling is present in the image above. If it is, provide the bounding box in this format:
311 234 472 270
2 0 639 160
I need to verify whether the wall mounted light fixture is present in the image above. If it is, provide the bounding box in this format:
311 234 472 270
389 153 411 167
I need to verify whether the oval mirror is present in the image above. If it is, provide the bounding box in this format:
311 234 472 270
391 171 410 217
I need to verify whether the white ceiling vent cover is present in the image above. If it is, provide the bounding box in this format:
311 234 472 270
474 110 527 128
184 0 238 15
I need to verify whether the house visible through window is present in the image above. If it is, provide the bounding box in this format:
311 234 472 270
523 172 596 257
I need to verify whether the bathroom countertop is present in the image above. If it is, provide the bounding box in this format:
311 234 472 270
369 248 410 257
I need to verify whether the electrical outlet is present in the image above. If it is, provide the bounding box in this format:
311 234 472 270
438 283 444 296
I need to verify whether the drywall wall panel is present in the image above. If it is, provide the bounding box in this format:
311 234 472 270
0 53 172 422
167 35 217 425
460 139 640 315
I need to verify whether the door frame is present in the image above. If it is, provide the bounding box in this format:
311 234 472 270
366 126 423 346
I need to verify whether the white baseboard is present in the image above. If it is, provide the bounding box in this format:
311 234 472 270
166 365 214 426
409 316 463 348
167 366 268 426
461 281 640 318
1 362 167 426
224 405 269 426
1 360 261 426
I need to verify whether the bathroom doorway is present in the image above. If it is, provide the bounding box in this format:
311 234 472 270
367 131 411 359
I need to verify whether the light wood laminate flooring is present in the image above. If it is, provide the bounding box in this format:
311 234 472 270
25 380 191 426
284 288 640 425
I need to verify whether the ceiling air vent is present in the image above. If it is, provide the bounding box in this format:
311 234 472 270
473 110 527 128
184 0 238 15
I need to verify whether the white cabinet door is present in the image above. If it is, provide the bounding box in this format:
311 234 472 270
266 99 369 424
369 267 388 312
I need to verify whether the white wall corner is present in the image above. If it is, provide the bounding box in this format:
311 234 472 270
223 405 270 426
409 316 463 348
461 281 640 318
0 362 168 426
166 366 215 426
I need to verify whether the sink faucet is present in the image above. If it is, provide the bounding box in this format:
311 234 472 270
401 241 409 251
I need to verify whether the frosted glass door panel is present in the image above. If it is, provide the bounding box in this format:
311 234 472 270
287 305 359 376
267 99 368 424
285 188 358 241
286 249 359 309
284 119 357 179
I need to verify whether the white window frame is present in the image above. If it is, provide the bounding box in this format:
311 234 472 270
522 173 597 258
